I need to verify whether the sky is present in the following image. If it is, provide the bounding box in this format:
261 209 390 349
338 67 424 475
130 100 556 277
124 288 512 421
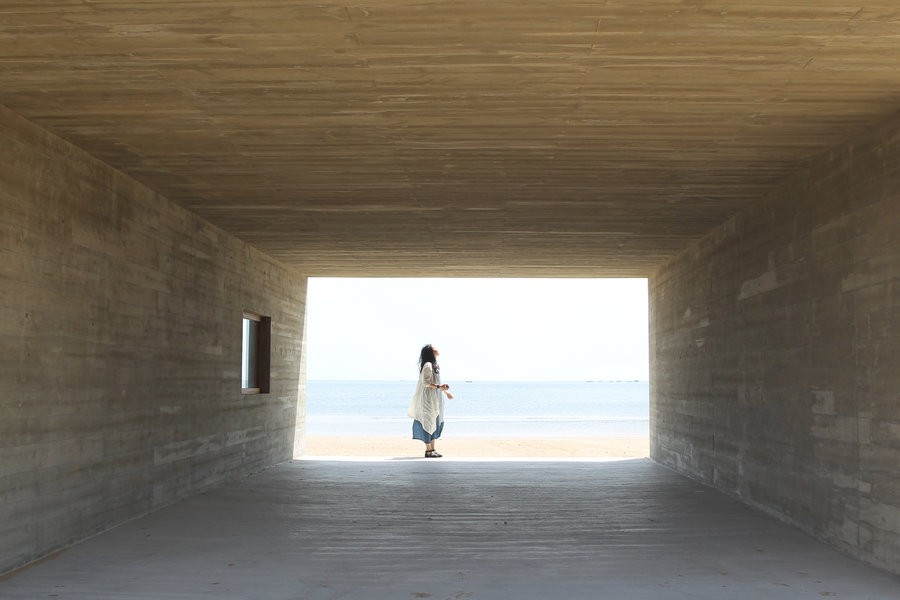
306 278 649 382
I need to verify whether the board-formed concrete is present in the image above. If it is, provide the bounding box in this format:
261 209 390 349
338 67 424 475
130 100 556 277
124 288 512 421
2 0 900 585
3 2 900 276
650 111 900 573
1 459 898 599
0 105 308 575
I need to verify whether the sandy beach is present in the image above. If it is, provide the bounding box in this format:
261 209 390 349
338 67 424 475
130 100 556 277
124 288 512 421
302 435 649 459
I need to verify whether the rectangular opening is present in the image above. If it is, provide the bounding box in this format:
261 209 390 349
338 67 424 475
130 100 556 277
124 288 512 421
302 278 649 458
242 311 271 394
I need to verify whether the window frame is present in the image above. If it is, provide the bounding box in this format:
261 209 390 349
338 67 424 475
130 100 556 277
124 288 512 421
241 311 271 394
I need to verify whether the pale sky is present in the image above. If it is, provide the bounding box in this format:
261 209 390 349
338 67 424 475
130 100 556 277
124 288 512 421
305 278 649 382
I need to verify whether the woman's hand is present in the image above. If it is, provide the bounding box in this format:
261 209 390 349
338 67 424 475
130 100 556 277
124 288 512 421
445 392 454 400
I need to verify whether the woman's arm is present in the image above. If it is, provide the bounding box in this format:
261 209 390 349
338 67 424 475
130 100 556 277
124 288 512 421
422 363 436 388
423 363 449 391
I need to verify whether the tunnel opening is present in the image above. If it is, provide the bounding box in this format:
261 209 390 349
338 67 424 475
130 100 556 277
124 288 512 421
302 277 649 458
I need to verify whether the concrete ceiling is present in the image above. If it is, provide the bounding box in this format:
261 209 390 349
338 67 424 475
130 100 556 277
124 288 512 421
2 2 900 277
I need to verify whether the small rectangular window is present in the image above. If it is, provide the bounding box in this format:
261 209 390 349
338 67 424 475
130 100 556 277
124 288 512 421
242 311 271 394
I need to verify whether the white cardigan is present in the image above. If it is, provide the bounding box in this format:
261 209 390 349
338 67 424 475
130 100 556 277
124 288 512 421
407 362 444 434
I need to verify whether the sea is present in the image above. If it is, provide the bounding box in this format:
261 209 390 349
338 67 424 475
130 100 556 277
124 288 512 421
306 380 649 439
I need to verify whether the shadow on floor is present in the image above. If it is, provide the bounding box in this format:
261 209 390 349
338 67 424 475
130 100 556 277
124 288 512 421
2 459 898 599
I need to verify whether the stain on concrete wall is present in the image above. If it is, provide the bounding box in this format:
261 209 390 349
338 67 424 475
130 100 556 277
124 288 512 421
0 105 307 574
650 114 900 574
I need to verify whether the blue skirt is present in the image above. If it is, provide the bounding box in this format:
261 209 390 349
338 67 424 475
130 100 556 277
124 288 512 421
412 417 444 443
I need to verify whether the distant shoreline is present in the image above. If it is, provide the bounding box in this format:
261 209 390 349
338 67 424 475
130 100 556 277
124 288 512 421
301 435 649 459
307 379 650 383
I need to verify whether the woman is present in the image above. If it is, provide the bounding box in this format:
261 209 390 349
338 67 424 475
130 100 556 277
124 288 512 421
408 344 453 458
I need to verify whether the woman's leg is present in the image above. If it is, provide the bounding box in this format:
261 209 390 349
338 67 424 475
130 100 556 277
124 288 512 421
427 417 443 455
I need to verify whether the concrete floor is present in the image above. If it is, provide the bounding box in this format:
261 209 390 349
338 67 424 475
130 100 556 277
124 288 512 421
2 458 898 599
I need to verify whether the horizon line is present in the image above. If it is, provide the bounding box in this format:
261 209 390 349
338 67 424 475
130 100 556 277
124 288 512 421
307 378 650 383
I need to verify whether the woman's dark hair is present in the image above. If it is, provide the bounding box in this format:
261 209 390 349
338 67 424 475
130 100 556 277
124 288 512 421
418 344 439 374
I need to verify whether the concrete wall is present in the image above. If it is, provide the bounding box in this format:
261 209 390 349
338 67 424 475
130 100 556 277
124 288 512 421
0 105 308 575
650 113 900 574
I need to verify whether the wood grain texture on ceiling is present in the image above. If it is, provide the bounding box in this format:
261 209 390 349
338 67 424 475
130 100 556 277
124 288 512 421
2 1 899 276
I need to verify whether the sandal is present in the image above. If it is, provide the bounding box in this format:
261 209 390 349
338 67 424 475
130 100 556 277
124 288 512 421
424 450 443 458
